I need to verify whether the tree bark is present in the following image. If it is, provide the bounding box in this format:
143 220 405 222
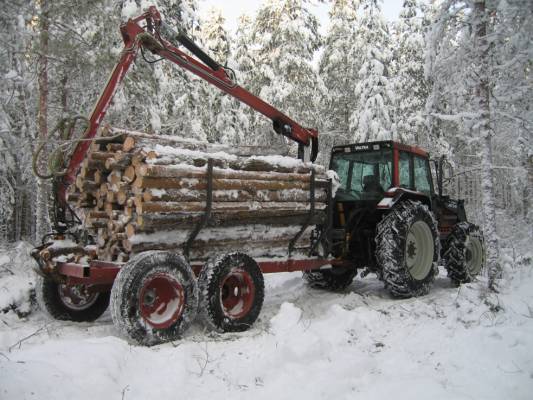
35 0 51 238
473 0 501 290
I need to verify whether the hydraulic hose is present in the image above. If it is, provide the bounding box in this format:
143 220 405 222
32 115 89 180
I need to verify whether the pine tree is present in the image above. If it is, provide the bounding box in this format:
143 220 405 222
349 0 395 143
115 0 206 140
229 14 257 144
198 8 232 143
319 0 359 134
250 0 324 148
391 0 429 146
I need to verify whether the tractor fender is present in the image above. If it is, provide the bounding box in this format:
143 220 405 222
376 187 431 210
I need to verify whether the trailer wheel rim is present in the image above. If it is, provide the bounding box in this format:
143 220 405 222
139 273 185 329
58 284 99 311
220 269 255 319
405 220 434 281
466 236 483 275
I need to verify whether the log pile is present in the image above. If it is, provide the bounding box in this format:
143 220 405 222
67 126 330 262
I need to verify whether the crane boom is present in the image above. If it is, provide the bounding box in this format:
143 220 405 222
58 6 319 207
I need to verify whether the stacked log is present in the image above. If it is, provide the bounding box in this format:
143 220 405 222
67 126 330 262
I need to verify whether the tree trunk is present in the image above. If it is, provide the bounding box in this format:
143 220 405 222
35 0 51 239
473 0 501 290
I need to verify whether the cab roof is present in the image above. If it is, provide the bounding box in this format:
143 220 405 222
331 140 429 158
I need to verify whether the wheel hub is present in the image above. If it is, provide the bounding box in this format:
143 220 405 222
405 220 434 281
220 269 255 319
465 236 483 275
139 273 185 329
58 284 99 311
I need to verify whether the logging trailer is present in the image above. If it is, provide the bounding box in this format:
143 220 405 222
31 7 485 345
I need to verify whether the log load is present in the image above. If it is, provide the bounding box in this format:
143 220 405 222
66 125 331 262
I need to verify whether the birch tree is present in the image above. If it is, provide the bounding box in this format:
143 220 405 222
426 0 532 288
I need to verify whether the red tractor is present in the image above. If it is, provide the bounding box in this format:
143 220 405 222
32 7 485 345
313 141 485 297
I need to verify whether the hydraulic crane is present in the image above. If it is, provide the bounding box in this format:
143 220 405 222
55 6 318 216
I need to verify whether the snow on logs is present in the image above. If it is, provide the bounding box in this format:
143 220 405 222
66 126 329 262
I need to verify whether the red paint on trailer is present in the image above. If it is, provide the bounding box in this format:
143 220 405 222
258 258 351 274
57 258 351 286
58 261 121 285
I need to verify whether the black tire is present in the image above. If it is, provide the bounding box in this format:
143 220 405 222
376 200 440 298
36 275 110 322
302 267 357 291
110 251 198 345
198 253 264 332
443 222 485 285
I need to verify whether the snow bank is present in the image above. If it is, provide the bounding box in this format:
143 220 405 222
1 253 532 399
0 242 36 317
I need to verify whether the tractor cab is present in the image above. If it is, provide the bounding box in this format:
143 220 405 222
328 141 436 264
330 140 434 206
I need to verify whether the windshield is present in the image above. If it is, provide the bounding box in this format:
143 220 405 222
330 149 393 201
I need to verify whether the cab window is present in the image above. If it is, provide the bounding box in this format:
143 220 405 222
414 156 432 194
399 151 411 189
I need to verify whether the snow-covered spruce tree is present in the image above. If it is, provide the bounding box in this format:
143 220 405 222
228 14 257 145
198 8 234 143
319 0 359 134
349 0 395 143
250 0 325 148
426 0 533 289
316 0 359 165
117 0 206 140
0 0 40 241
391 0 429 146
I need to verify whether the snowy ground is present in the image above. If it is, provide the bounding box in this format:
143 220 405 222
1 244 532 400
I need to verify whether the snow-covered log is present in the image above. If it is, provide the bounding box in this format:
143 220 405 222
65 126 330 262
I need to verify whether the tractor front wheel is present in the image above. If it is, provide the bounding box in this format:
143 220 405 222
302 267 357 291
443 222 485 285
376 200 440 298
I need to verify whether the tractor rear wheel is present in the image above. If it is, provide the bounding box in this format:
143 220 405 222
36 276 110 322
376 200 440 298
443 222 485 285
302 267 356 291
198 253 264 332
110 251 198 345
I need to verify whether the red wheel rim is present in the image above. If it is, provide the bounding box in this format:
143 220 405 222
220 269 255 319
58 284 99 310
139 273 185 329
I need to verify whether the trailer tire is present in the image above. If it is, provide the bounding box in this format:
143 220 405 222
110 251 198 345
376 200 440 298
302 267 356 291
198 253 264 332
443 222 485 285
36 275 110 322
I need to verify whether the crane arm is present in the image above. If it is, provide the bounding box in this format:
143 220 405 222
58 6 319 207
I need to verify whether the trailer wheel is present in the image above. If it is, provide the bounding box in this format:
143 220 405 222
302 267 356 291
110 251 198 345
36 275 110 322
443 222 485 285
198 253 264 332
375 200 440 298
